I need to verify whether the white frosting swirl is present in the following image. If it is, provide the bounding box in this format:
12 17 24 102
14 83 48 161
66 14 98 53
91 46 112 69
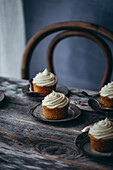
89 118 113 139
33 69 57 86
99 82 113 98
42 91 69 108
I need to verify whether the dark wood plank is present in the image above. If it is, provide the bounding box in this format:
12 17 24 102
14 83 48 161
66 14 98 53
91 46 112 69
0 147 107 170
0 77 113 169
0 114 113 170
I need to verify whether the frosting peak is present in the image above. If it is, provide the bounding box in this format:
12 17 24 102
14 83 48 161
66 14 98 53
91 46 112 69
33 69 57 86
42 68 48 76
42 91 69 108
99 82 113 98
89 118 113 139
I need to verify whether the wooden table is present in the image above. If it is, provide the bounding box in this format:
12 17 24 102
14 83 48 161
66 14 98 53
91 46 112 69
0 77 113 170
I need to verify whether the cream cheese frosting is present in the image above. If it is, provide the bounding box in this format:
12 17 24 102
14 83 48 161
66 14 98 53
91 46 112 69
89 118 113 140
33 68 57 86
99 82 113 98
42 91 69 109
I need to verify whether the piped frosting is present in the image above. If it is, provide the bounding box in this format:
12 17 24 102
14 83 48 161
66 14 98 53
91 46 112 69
33 68 57 86
99 82 113 98
89 118 113 139
42 91 69 109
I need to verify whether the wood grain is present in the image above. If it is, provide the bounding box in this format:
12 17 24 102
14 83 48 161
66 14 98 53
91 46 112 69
0 77 113 169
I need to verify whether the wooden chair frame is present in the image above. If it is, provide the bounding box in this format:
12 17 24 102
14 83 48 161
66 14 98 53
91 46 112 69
47 30 112 90
21 21 113 90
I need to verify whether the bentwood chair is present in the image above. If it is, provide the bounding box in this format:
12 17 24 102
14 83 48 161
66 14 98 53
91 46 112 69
21 21 113 90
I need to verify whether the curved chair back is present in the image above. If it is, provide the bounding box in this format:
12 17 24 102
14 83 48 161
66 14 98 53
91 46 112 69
21 21 113 90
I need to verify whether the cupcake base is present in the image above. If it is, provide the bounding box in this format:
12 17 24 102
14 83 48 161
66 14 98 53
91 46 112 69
88 133 113 153
42 104 69 120
33 82 56 97
100 93 113 108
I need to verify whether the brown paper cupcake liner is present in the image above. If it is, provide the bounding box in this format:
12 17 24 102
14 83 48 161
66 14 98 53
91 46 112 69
88 133 113 153
33 82 56 97
42 104 69 120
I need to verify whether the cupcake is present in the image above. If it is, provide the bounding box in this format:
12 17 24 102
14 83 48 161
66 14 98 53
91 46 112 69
88 118 113 152
42 91 69 120
99 82 113 107
32 68 57 96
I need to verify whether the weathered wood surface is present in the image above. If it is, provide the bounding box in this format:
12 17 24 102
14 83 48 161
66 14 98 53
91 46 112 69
0 77 113 170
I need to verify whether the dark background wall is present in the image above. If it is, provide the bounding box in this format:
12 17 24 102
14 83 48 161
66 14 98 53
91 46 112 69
23 0 113 90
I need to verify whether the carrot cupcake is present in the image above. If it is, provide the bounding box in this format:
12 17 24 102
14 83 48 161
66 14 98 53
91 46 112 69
99 82 113 107
42 91 69 120
32 68 57 96
88 118 113 152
